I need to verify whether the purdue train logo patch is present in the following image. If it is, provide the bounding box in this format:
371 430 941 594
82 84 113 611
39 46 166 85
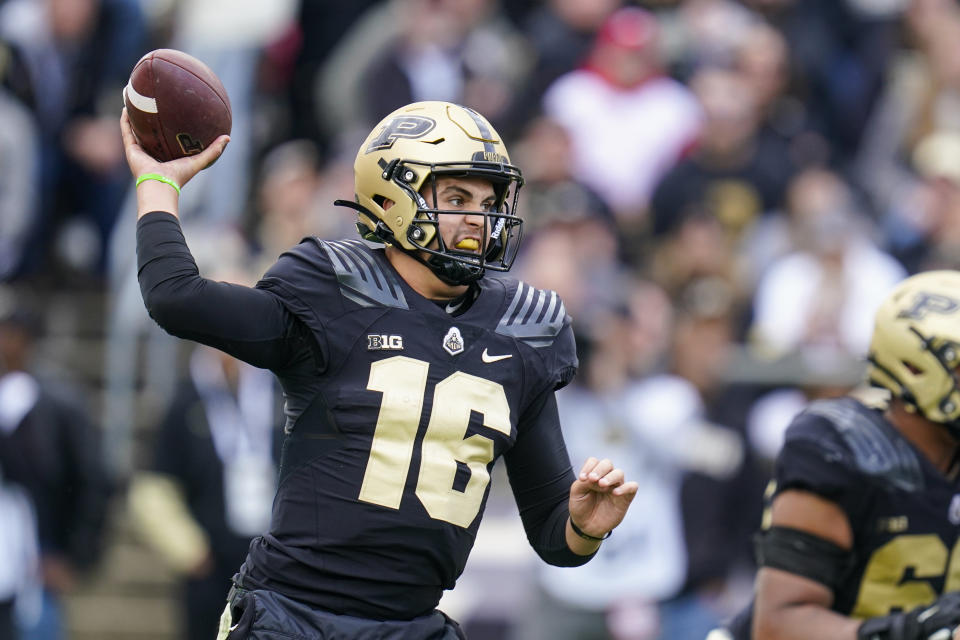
443 327 464 356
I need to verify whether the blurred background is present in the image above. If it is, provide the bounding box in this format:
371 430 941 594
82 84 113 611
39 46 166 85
0 0 957 638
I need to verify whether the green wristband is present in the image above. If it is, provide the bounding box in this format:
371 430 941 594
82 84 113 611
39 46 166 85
136 173 181 194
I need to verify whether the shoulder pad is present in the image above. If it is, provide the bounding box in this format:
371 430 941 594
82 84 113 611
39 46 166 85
801 397 923 492
319 239 408 309
495 281 568 348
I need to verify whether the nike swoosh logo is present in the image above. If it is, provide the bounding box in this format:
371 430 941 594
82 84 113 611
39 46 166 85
481 348 512 363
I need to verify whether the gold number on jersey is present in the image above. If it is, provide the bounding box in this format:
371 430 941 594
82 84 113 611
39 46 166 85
358 356 511 527
359 357 429 509
852 534 960 618
852 535 945 618
417 372 511 527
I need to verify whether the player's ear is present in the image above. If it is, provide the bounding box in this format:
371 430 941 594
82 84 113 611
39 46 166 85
382 198 395 211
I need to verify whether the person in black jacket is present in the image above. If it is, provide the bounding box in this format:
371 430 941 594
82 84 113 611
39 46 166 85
129 344 283 640
0 290 110 640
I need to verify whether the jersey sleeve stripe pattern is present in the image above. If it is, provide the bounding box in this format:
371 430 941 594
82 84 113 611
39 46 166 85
805 399 924 492
496 282 566 347
320 240 408 309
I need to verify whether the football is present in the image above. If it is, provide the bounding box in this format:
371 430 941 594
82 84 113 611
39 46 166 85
123 49 232 162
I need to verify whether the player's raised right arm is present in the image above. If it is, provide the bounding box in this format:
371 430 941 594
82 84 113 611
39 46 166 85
122 109 307 371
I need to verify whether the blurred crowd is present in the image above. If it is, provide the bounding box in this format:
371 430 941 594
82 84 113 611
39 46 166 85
2 0 960 638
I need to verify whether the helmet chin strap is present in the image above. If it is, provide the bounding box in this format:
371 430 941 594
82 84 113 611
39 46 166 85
424 252 484 286
333 199 488 285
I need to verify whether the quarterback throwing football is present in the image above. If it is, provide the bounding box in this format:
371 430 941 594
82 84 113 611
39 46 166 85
121 101 638 640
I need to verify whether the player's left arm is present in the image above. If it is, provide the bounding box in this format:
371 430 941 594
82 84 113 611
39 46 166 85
753 489 860 640
756 490 960 640
504 391 637 561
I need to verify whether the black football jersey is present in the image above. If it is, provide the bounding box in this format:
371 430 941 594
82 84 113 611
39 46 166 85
727 396 960 638
135 214 584 621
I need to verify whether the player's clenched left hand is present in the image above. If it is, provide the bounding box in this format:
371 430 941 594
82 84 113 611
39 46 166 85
568 457 638 539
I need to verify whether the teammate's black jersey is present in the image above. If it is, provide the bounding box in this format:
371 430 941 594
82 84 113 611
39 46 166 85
726 396 960 639
136 212 588 620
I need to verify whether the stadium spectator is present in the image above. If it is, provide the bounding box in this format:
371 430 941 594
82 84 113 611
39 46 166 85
894 130 960 273
742 0 902 165
646 208 742 309
359 0 528 128
251 139 356 274
317 0 529 148
855 0 960 271
512 193 624 332
650 65 794 245
510 115 613 236
0 287 111 640
275 0 381 148
164 0 297 227
504 0 622 135
665 0 758 77
749 169 905 359
0 59 39 281
734 20 827 170
129 344 283 640
0 463 40 640
522 278 748 640
0 0 146 278
542 6 702 230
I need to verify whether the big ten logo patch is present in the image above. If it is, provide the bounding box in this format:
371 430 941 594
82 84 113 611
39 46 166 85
368 334 404 351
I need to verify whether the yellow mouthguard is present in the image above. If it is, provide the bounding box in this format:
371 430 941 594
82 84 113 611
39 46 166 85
455 238 480 251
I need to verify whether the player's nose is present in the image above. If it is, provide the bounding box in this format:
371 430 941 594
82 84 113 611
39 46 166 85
463 211 485 228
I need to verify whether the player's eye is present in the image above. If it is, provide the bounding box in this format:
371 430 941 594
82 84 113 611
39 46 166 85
448 196 464 207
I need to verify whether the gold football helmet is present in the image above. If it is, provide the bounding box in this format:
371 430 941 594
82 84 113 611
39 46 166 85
336 101 524 285
868 270 960 431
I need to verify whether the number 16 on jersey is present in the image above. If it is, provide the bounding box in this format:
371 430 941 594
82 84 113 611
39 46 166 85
359 356 511 528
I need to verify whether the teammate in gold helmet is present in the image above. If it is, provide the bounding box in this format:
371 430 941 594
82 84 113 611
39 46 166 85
715 270 960 640
867 270 960 434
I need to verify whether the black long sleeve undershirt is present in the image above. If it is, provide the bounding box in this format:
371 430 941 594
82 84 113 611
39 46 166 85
507 391 593 566
136 212 314 372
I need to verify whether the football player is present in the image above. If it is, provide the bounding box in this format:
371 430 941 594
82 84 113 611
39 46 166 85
713 270 960 640
120 101 638 640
